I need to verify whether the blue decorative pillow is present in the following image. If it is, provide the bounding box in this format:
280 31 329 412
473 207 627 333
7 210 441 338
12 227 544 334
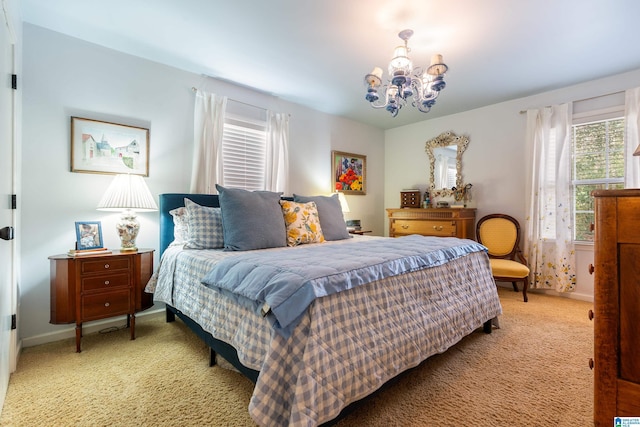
216 185 287 251
183 198 224 249
293 193 350 241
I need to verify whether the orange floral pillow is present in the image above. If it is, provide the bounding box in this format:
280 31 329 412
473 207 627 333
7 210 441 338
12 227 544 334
279 200 325 247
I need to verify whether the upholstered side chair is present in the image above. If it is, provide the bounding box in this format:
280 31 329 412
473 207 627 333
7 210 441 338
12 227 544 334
476 214 530 302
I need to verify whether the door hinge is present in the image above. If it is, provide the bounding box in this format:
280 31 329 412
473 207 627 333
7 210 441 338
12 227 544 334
11 314 16 330
11 74 17 90
11 194 16 209
0 226 14 240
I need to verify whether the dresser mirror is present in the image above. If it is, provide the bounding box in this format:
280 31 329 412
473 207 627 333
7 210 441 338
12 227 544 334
425 131 470 201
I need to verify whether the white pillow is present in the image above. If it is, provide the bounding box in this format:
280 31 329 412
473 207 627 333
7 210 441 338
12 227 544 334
169 207 188 245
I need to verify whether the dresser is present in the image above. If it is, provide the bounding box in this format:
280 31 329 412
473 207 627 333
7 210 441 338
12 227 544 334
591 189 640 425
386 208 476 239
49 249 154 352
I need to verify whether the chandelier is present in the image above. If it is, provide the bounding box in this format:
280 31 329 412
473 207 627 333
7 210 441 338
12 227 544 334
364 29 448 117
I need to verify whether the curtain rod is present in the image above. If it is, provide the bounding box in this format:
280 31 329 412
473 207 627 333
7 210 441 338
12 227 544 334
191 86 268 112
519 91 625 114
191 87 291 117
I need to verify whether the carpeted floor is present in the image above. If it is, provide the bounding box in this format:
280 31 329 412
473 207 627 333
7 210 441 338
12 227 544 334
0 287 594 426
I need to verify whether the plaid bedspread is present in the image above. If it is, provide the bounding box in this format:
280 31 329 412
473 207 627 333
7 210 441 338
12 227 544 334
148 237 502 427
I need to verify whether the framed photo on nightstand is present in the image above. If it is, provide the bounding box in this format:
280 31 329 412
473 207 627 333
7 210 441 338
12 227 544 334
74 221 104 250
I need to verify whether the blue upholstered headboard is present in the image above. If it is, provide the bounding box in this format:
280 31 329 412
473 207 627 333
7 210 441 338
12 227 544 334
159 192 294 256
159 193 221 256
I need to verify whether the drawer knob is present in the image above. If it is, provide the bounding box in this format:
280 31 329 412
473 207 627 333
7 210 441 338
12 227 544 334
588 310 594 320
588 264 594 275
104 264 110 269
588 358 594 370
104 280 110 285
401 225 409 229
432 225 443 231
104 302 110 307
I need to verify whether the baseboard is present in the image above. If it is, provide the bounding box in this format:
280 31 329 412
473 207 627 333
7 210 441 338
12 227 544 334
21 308 166 349
535 289 594 303
496 283 594 303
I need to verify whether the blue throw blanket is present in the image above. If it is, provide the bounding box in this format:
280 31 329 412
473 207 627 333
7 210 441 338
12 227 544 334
201 235 488 338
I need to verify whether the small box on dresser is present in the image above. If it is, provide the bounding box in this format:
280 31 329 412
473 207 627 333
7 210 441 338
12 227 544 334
400 190 421 208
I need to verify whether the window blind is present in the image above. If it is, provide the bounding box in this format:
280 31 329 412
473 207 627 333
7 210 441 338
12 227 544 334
221 116 267 191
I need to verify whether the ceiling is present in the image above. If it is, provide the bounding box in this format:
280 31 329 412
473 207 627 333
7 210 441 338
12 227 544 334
19 0 640 130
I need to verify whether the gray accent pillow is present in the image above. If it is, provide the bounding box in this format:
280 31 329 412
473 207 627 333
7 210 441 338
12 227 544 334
183 198 224 249
293 193 350 241
216 185 287 251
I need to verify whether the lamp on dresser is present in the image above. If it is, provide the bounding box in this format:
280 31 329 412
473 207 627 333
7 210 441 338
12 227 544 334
97 174 158 251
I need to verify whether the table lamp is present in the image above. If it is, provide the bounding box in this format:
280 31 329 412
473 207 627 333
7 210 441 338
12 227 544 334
337 192 350 214
97 174 158 251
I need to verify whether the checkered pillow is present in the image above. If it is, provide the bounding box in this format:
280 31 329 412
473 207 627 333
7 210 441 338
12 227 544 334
183 198 224 249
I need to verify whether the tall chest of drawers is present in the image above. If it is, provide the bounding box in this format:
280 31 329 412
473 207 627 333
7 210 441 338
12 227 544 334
591 189 640 425
386 208 476 239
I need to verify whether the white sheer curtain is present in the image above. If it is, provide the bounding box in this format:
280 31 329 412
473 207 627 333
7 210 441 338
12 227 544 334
264 111 290 193
190 90 227 193
624 87 640 188
524 103 576 293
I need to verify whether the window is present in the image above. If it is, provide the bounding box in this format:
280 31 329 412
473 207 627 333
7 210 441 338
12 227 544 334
571 116 625 242
221 114 267 191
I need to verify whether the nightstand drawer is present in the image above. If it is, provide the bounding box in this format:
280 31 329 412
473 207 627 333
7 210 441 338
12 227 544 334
81 273 130 292
81 289 131 321
79 257 130 274
393 219 456 237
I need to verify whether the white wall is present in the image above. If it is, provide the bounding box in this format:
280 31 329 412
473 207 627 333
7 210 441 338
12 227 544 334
384 68 640 302
20 24 384 345
21 22 640 346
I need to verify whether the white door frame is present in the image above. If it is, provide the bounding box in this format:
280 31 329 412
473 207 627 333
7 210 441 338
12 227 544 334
0 0 19 416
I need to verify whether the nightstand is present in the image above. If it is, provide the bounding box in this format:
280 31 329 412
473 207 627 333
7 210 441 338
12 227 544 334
49 248 154 352
349 230 372 235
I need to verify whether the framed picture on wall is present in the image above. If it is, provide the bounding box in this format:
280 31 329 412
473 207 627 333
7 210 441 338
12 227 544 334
74 221 104 250
331 150 366 195
70 117 150 176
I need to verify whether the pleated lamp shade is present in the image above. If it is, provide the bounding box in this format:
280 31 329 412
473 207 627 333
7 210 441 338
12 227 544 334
97 174 158 212
634 144 640 156
97 174 157 251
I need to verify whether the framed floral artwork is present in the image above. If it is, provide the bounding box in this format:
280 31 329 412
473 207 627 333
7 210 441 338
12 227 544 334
70 117 150 176
331 150 366 195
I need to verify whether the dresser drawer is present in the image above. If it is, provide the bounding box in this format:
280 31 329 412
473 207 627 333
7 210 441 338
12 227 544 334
81 289 131 321
393 219 456 237
79 257 130 274
81 272 130 292
617 197 640 243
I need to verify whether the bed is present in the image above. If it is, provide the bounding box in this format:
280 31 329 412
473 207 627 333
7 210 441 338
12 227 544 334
147 190 502 427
